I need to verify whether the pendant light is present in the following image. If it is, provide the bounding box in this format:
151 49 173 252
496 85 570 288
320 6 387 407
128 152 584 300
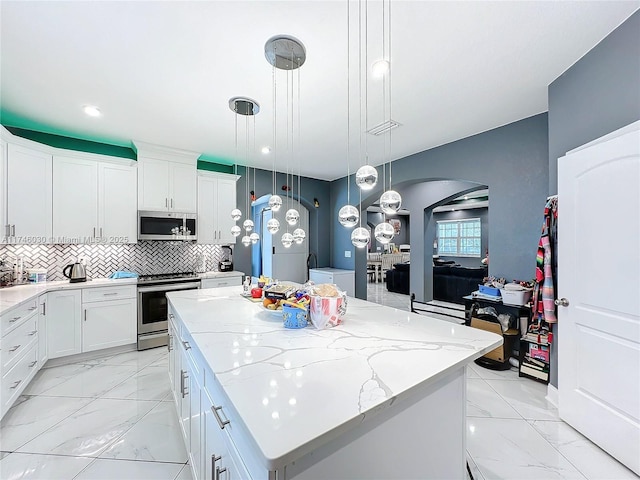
351 0 371 249
338 0 360 229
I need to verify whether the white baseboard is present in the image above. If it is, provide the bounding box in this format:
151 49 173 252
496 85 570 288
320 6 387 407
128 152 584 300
546 383 558 408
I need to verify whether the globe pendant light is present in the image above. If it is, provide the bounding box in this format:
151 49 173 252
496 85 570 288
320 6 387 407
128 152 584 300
379 189 401 214
243 219 254 232
266 218 280 234
250 232 260 245
285 208 300 226
338 204 359 228
231 208 242 221
268 194 283 212
374 222 394 244
241 235 251 247
231 225 242 237
351 226 370 249
355 164 378 191
292 228 306 244
281 232 294 248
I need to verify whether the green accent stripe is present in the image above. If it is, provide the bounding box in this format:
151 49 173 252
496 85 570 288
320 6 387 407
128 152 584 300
4 126 136 160
197 160 235 174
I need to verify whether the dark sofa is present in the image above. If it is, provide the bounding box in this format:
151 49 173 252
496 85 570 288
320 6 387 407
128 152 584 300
385 262 410 294
433 265 487 304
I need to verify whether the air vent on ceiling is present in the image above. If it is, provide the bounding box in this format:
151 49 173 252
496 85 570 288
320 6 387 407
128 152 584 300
367 120 400 136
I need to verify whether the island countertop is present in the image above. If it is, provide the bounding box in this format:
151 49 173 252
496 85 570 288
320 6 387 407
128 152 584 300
167 286 502 470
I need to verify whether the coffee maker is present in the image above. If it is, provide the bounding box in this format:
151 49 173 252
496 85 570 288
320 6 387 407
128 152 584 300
219 246 233 272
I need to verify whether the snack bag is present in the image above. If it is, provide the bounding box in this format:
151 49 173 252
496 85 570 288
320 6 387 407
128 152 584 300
308 285 347 329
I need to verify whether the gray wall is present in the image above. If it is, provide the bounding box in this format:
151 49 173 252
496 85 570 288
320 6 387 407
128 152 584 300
233 166 331 278
546 10 640 388
366 211 410 252
548 10 640 193
433 207 489 268
331 113 549 301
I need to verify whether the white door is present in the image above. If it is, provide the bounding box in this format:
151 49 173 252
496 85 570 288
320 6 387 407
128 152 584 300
215 177 237 244
53 156 98 240
99 161 137 242
7 144 52 242
138 157 170 211
558 122 640 475
47 289 82 359
170 162 197 213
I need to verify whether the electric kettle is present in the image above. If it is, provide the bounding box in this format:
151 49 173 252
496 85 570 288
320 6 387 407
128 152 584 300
63 260 87 283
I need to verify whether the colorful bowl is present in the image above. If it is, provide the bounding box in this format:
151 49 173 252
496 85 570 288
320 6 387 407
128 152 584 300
282 304 308 329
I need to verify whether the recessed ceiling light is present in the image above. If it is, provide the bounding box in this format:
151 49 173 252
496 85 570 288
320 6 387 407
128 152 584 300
261 146 271 155
83 105 102 117
371 59 390 77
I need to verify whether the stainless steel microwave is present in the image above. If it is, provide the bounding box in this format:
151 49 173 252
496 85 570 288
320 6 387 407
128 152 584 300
138 211 197 241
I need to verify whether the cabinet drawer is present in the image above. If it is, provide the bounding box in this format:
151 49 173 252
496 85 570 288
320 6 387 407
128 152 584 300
1 298 38 337
201 277 242 289
1 314 38 371
82 285 136 303
1 344 38 414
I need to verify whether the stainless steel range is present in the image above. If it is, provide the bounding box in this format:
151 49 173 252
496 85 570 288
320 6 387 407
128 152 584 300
137 272 200 350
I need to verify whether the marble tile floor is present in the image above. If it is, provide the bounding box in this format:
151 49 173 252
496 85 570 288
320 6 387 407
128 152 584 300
1 298 636 479
367 282 637 480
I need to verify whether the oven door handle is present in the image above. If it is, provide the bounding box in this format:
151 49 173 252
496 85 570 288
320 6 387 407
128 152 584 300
137 282 201 293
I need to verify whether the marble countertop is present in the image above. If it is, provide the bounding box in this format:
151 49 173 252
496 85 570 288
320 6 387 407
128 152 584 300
167 286 503 469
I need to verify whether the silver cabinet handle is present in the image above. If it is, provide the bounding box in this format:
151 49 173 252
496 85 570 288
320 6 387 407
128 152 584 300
28 306 37 311
11 225 15 236
99 227 103 238
212 405 230 430
84 310 87 322
218 282 228 287
103 292 119 296
214 230 217 239
9 344 21 352
211 455 221 480
554 298 570 307
93 227 96 238
169 313 174 320
165 198 168 208
170 198 174 209
182 340 191 350
28 330 37 336
167 334 173 352
41 302 46 316
10 380 22 389
5 225 9 237
10 316 21 323
215 466 227 480
29 360 37 368
180 370 188 398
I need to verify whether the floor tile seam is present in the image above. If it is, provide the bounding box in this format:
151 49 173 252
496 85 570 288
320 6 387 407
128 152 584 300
3 450 102 460
95 363 152 399
466 413 526 420
480 378 531 420
94 456 190 465
2 395 102 453
465 449 486 480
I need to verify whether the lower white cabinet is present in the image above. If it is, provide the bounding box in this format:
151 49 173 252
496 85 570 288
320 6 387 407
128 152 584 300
200 276 242 289
308 268 355 297
48 286 136 359
47 289 82 359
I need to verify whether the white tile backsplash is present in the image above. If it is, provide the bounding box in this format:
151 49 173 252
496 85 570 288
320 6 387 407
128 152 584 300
0 242 226 280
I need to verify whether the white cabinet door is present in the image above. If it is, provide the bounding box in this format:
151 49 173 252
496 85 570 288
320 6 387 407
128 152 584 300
168 318 179 403
216 177 237 244
82 298 136 352
38 294 48 365
203 387 229 480
197 176 216 245
138 157 170 211
6 144 52 242
47 290 82 359
53 156 98 240
189 362 203 480
171 162 197 213
179 345 191 451
99 162 137 242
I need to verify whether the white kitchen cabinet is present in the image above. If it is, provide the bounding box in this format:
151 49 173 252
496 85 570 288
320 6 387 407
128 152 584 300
308 268 355 297
197 173 239 245
82 298 136 353
53 156 136 243
47 289 82 359
5 143 52 243
0 139 6 240
137 157 197 213
200 276 242 289
38 294 48 365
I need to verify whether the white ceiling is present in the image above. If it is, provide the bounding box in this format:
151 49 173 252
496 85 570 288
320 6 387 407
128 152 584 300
1 1 638 181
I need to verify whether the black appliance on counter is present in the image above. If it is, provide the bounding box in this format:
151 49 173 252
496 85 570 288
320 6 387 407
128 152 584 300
219 245 233 272
137 272 200 350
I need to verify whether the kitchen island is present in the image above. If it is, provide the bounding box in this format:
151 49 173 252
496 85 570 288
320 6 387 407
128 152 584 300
167 286 502 480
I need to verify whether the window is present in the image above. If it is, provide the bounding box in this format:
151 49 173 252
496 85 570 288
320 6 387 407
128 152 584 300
437 218 481 257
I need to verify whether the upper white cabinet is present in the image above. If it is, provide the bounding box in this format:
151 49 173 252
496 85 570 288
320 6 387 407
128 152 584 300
197 172 238 244
5 143 52 243
135 141 199 213
53 155 136 243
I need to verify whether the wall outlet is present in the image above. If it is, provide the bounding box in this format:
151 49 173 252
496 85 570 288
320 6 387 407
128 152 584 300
345 250 351 258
